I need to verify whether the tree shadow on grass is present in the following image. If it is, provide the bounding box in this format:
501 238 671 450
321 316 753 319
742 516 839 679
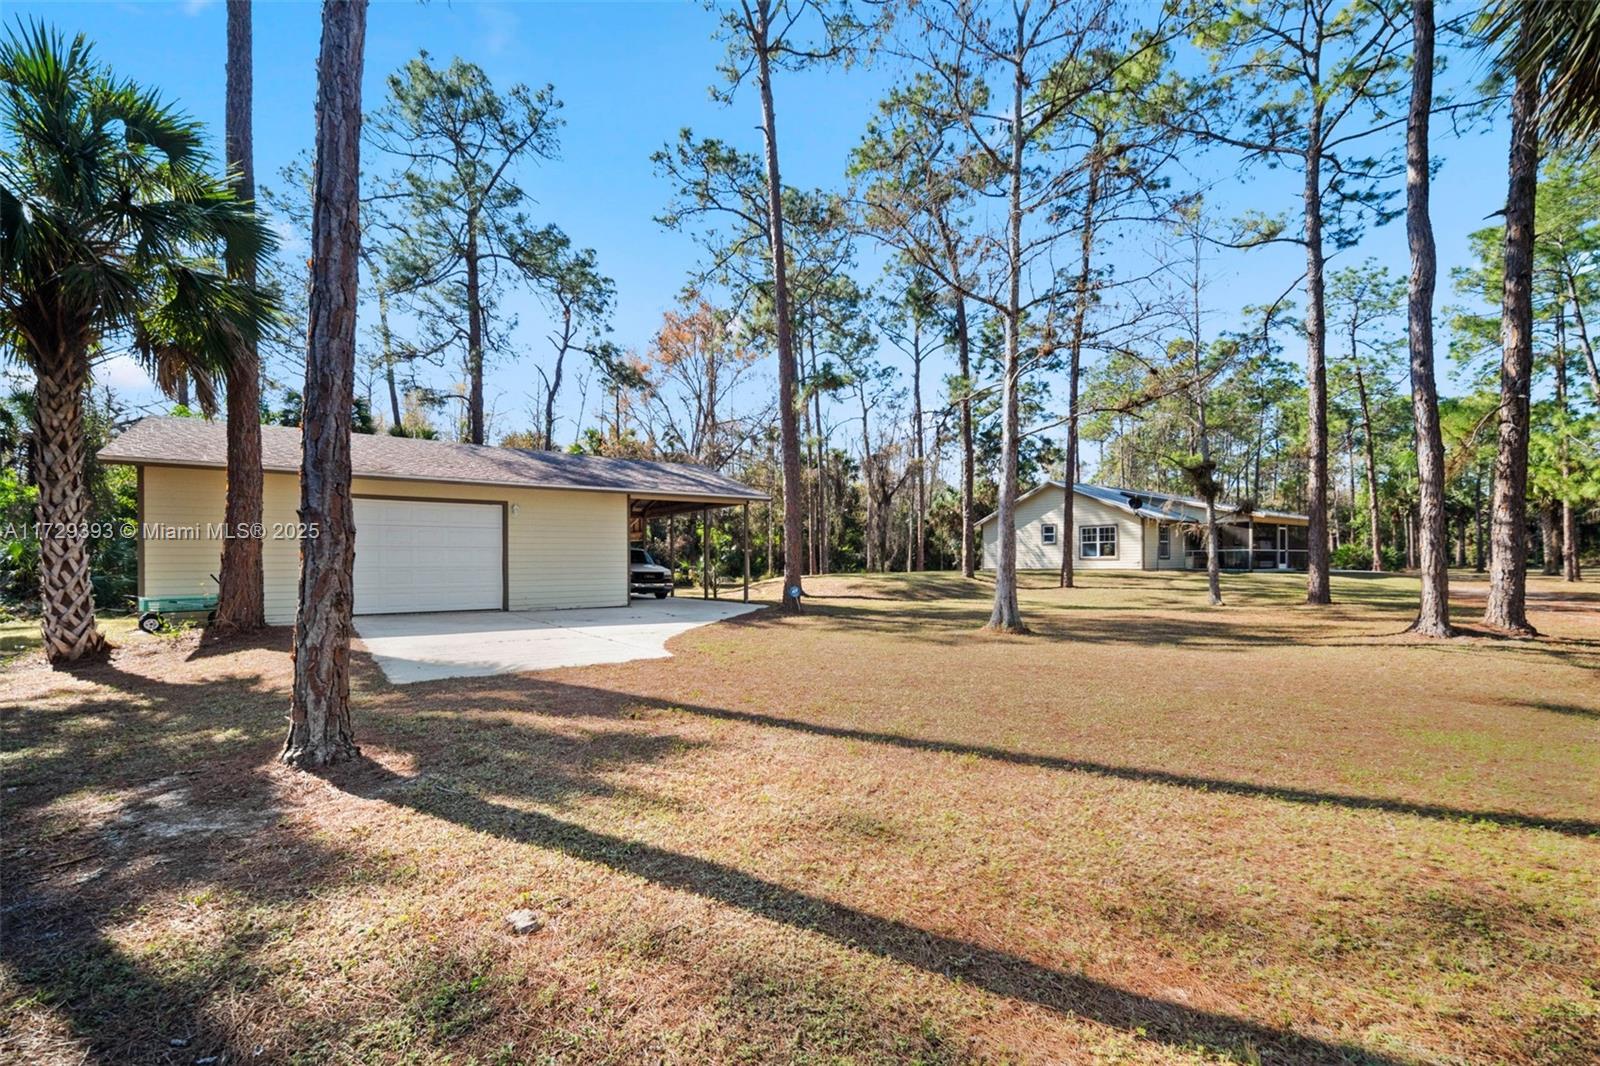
2 653 314 1064
418 678 1596 839
3 650 714 1064
1523 700 1600 720
322 754 1413 1066
726 582 1600 668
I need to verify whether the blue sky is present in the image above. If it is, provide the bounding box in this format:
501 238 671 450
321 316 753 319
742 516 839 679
12 0 1511 452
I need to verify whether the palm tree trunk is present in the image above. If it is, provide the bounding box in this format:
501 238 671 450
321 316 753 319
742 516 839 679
751 1 804 613
214 0 265 634
283 0 367 768
1404 0 1454 636
34 344 108 663
1484 62 1540 635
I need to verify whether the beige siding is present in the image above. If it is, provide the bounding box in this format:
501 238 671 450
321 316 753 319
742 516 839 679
1144 519 1188 570
140 465 628 625
979 487 1145 571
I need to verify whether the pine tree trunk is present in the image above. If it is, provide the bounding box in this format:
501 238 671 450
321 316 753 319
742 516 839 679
465 219 485 445
1404 0 1454 636
1303 107 1333 605
1554 320 1581 582
1484 63 1540 636
1538 503 1559 575
1562 501 1580 581
379 287 402 428
1565 266 1600 405
987 45 1026 633
859 387 874 572
812 332 830 574
34 344 108 663
911 331 925 572
954 291 975 579
1473 464 1486 572
1059 148 1101 590
1355 369 1384 573
751 3 804 613
283 0 367 768
1204 496 1222 606
542 312 570 450
214 0 265 634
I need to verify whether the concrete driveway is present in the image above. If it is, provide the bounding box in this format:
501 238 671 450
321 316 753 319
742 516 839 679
353 597 762 684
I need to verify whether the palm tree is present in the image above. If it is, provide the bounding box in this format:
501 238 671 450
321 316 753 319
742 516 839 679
0 22 274 664
1483 0 1600 149
1479 1 1600 634
281 0 368 768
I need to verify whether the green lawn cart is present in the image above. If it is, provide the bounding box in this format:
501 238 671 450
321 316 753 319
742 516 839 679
136 592 219 633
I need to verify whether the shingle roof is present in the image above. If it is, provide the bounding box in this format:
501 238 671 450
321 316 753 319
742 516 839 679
98 417 768 502
975 481 1307 527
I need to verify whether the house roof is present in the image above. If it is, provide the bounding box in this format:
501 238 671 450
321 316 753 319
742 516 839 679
974 481 1308 527
98 417 768 503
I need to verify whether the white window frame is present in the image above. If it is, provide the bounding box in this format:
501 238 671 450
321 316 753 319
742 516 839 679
1041 523 1058 546
1157 524 1171 560
1080 524 1117 559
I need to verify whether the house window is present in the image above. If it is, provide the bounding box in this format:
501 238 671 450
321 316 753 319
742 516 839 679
1157 524 1171 560
1080 524 1117 559
1041 523 1058 545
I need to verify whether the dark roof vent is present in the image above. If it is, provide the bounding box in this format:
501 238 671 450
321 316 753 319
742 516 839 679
1123 493 1145 509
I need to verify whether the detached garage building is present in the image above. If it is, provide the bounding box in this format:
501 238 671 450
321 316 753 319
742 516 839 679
99 417 766 624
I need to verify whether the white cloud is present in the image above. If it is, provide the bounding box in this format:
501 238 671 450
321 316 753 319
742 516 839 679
476 2 519 57
94 353 160 397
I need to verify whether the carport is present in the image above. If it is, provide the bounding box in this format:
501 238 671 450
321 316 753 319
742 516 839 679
627 492 761 602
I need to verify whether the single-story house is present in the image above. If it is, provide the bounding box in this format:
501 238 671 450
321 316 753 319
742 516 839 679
98 417 766 624
978 481 1311 572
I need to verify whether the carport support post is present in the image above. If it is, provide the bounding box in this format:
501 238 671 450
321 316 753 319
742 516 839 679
742 502 750 602
702 507 710 600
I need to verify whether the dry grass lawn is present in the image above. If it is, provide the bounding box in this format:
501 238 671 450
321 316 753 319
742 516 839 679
2 569 1596 1065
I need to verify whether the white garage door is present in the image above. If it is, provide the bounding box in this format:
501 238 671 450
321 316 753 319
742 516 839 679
353 498 503 615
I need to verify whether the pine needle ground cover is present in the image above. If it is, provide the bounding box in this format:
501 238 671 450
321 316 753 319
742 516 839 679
2 571 1595 1065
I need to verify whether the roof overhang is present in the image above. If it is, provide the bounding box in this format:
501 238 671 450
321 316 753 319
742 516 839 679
113 455 768 505
975 481 1308 527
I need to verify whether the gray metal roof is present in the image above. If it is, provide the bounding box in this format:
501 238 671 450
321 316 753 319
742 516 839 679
975 481 1308 527
98 417 768 503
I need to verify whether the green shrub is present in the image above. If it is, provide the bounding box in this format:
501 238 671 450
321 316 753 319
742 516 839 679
1331 543 1372 570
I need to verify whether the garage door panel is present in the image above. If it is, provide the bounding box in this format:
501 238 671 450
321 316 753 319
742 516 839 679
354 498 503 614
